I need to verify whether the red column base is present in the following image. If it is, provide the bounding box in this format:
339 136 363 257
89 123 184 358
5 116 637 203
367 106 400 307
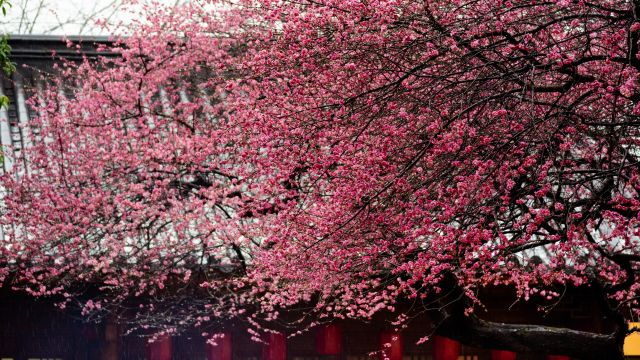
316 324 342 355
492 349 517 360
432 336 461 360
379 332 403 360
147 335 172 360
207 333 232 360
262 332 286 360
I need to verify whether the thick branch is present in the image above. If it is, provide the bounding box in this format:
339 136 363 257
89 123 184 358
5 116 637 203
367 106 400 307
437 315 622 360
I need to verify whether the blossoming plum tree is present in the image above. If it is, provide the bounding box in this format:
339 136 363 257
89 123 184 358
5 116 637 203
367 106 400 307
2 0 640 358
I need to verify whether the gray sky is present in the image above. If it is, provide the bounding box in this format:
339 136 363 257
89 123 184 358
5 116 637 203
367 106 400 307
1 0 185 35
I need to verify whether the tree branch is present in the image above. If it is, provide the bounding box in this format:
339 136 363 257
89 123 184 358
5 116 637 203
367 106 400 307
437 314 622 360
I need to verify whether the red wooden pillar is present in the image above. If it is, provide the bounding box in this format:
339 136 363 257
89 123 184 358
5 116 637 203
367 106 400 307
432 336 461 360
316 324 342 355
262 332 286 360
207 333 232 360
491 349 517 360
101 320 120 360
546 356 570 360
147 335 172 360
379 332 403 360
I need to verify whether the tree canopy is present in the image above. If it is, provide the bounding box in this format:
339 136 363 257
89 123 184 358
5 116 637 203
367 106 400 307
1 0 640 358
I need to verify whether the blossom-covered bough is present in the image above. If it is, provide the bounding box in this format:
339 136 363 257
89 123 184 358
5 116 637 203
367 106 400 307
2 0 640 358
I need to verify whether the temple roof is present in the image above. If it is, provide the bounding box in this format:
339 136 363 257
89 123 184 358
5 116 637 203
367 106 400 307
0 35 112 175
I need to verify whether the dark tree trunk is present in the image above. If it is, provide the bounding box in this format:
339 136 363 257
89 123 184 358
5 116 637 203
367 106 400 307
436 313 624 360
422 276 627 360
